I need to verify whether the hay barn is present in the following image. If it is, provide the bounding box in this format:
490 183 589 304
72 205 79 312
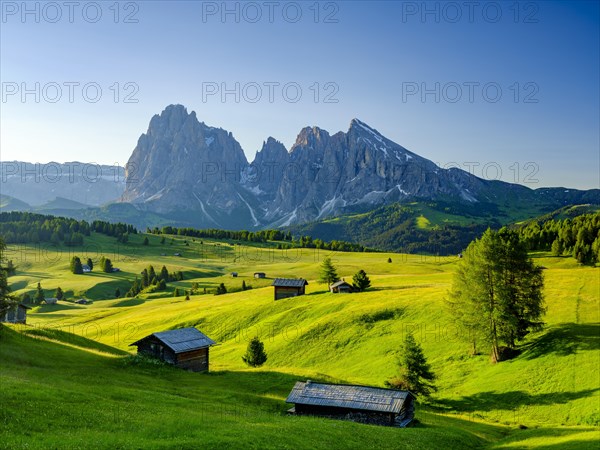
130 328 216 372
286 380 415 427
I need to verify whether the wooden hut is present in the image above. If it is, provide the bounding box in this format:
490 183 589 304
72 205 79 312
254 272 266 279
286 380 415 427
330 280 353 293
272 278 308 300
130 328 216 372
1 303 31 324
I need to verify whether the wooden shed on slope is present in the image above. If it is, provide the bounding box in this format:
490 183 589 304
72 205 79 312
130 328 216 372
286 380 415 427
330 280 353 293
254 272 266 279
1 303 31 324
272 278 308 300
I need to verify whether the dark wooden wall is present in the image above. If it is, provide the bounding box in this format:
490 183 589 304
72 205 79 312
274 286 304 300
176 347 209 372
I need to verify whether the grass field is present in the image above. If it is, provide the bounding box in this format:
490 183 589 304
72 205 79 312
1 232 599 448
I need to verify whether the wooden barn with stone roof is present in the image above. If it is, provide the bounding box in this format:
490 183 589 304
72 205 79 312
272 278 308 300
130 327 216 372
286 380 415 427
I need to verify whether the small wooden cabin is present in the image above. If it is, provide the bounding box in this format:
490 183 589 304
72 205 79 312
286 381 415 427
130 328 216 372
231 272 238 278
44 297 58 305
272 278 308 301
330 280 353 293
254 272 266 279
1 303 31 324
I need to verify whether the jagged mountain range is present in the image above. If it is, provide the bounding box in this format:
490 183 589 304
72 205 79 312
0 161 125 208
1 104 598 234
119 104 599 229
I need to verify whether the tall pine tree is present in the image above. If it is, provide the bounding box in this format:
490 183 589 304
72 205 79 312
319 257 339 285
448 228 545 362
386 332 436 396
0 238 16 317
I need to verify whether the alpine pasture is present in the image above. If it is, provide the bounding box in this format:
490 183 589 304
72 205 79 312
1 232 598 449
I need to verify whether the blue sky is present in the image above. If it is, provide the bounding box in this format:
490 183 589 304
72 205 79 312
1 1 598 189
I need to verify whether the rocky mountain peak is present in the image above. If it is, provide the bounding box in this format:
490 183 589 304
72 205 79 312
292 126 330 150
118 104 599 230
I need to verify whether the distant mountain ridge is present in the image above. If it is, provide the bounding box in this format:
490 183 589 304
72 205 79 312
2 104 599 233
0 161 125 207
119 104 599 229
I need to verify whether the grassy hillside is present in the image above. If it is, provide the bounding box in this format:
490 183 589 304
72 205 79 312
2 232 599 448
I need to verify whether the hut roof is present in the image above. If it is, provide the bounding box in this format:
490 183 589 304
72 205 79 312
330 280 352 288
286 381 413 414
130 327 215 354
18 304 31 310
272 278 308 287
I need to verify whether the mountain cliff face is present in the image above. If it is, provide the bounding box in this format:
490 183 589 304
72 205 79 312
121 105 257 228
119 105 599 229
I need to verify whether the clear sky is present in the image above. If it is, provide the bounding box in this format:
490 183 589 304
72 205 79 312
1 1 598 189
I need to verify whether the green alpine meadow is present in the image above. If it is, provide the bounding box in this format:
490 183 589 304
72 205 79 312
1 211 598 448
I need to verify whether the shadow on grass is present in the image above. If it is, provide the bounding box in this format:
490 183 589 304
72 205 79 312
521 323 600 359
494 426 600 449
112 298 146 307
21 326 128 356
434 388 599 414
8 280 29 290
31 302 84 313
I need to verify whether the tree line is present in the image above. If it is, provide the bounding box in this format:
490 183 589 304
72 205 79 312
0 212 137 246
515 212 600 264
126 265 183 297
148 226 369 253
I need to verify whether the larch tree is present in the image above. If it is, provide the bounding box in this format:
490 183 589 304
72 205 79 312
319 256 339 285
448 228 545 362
386 331 436 397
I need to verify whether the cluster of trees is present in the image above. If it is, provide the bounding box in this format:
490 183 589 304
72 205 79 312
289 235 368 253
126 265 182 297
98 257 113 273
448 228 545 362
0 213 138 246
319 257 371 292
90 220 137 239
70 257 95 274
147 225 367 253
516 212 600 264
288 202 496 254
149 226 292 243
0 212 90 245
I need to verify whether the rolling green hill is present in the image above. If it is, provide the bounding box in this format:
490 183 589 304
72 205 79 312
285 201 600 253
1 232 599 448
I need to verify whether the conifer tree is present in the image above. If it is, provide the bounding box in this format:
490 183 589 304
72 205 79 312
71 256 83 274
319 257 339 285
242 337 267 367
386 332 436 396
448 228 545 362
35 282 45 305
352 270 371 292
